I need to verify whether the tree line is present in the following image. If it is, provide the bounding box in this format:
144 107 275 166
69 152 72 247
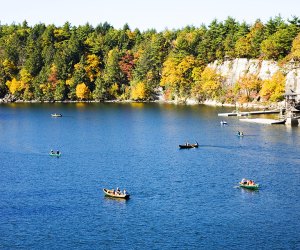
0 16 300 103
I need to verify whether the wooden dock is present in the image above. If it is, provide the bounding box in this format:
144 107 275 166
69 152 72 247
218 110 280 117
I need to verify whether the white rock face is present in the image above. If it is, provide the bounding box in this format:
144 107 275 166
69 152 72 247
207 58 300 101
285 69 300 94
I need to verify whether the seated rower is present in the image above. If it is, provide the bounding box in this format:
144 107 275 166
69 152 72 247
241 178 247 184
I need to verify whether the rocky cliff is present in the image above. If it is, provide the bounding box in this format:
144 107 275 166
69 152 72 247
207 58 300 100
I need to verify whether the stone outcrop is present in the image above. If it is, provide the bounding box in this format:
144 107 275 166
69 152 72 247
208 58 300 101
0 94 16 103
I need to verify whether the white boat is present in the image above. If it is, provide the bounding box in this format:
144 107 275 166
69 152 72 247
51 113 62 117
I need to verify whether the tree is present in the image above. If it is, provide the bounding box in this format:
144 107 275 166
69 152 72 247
235 74 262 102
130 81 149 100
85 54 101 82
261 26 299 60
54 80 67 101
260 71 285 101
290 32 300 60
192 67 223 101
76 82 90 100
102 48 122 98
93 76 106 100
119 51 135 82
6 78 21 95
235 20 265 58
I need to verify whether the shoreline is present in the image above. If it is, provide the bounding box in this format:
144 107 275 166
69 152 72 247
0 97 283 110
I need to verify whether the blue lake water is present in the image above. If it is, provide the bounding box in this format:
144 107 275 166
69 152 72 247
0 103 299 249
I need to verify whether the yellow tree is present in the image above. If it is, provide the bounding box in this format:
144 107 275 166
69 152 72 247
177 55 196 97
6 78 21 95
19 68 33 100
160 57 179 96
260 71 285 102
2 59 17 79
236 74 262 102
109 83 119 98
290 32 300 60
130 81 148 100
76 83 91 100
160 55 196 99
193 67 223 100
85 54 101 82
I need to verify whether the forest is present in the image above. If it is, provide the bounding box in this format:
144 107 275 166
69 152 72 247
0 16 300 103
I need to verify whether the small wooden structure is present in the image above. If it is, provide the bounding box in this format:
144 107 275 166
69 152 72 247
284 91 300 126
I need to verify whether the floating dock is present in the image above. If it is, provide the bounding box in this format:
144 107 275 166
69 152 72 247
239 118 286 125
218 110 280 117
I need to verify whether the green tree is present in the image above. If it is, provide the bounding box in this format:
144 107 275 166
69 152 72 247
235 20 266 58
102 48 122 99
261 25 299 60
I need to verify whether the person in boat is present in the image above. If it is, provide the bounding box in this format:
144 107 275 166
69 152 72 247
123 189 127 195
116 187 121 195
241 178 247 184
237 131 240 135
249 180 255 185
56 150 60 154
241 132 244 136
50 149 54 154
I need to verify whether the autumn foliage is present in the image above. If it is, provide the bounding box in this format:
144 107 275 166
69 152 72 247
0 16 298 102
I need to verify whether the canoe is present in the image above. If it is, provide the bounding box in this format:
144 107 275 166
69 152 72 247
271 119 286 125
49 152 61 157
103 188 130 199
51 113 62 117
179 142 199 149
239 182 259 190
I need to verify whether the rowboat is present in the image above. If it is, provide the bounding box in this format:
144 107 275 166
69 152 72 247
49 152 61 157
239 179 259 190
51 113 62 117
103 188 130 199
271 119 286 125
179 142 199 149
239 183 259 190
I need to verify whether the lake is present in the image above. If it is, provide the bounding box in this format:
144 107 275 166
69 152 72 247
0 103 299 249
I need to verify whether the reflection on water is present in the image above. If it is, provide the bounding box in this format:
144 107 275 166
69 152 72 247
239 187 260 194
103 196 128 203
130 102 145 108
75 102 88 108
